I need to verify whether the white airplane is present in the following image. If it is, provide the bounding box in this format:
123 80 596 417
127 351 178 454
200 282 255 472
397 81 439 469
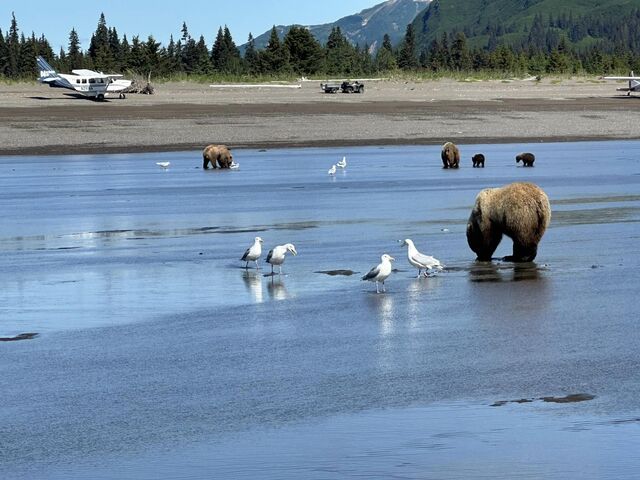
603 71 640 96
36 56 132 101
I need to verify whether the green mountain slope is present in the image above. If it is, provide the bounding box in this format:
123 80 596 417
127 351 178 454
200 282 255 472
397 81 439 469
413 0 639 51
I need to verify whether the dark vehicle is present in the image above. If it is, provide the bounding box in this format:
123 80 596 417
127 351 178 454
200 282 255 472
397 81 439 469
341 81 364 93
320 81 365 94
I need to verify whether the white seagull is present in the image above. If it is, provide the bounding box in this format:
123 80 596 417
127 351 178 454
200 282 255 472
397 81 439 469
241 236 263 270
229 161 240 170
337 156 347 169
266 243 298 275
400 238 444 277
156 161 171 169
362 254 395 293
328 164 337 175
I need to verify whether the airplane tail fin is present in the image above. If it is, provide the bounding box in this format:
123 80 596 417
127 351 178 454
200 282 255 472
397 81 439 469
36 56 57 81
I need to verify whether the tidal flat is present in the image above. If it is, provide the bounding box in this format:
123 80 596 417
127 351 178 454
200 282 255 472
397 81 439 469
1 141 639 479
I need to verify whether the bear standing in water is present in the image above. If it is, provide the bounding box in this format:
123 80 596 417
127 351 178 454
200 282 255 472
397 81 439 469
466 182 551 262
472 153 485 168
441 142 460 168
516 152 535 167
202 144 234 169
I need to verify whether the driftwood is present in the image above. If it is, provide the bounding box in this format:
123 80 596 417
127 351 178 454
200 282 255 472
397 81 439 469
122 71 155 95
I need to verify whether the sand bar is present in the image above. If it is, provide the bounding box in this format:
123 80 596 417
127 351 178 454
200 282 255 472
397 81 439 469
1 78 639 155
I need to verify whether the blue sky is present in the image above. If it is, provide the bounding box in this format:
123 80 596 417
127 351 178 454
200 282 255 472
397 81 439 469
1 0 378 52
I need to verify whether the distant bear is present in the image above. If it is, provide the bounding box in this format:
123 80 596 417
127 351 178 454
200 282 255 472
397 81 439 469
466 182 551 262
441 142 460 169
472 153 485 168
516 152 535 167
203 144 233 169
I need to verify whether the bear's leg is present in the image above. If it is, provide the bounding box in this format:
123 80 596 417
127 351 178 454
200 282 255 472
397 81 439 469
505 242 538 262
468 222 503 261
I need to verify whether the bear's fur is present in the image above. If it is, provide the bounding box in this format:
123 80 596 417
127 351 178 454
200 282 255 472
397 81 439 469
516 152 535 167
466 182 551 262
472 153 485 168
441 142 460 168
203 144 233 169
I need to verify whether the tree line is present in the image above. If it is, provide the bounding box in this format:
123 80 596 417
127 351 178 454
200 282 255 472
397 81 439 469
1 11 638 81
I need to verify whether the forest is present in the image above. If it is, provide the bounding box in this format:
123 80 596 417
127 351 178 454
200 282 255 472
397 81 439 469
1 10 638 81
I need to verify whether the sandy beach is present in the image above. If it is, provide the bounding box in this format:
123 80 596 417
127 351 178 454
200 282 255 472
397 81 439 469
1 77 639 155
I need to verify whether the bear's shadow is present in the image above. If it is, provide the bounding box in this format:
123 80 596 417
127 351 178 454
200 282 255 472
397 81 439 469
468 261 544 283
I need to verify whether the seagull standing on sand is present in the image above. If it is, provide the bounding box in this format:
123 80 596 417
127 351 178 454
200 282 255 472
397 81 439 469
400 238 444 277
337 156 347 169
362 254 395 293
266 243 298 275
241 236 263 269
328 164 337 175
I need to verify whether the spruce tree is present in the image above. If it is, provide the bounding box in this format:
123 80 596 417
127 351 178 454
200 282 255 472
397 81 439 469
68 28 83 69
397 24 418 70
374 34 396 72
244 33 259 75
284 26 323 75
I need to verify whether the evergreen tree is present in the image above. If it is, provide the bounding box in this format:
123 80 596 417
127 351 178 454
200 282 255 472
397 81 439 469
261 26 290 74
284 25 323 75
450 32 471 71
7 12 20 77
0 28 7 77
88 13 110 61
397 24 418 70
374 34 396 72
325 26 356 75
194 34 212 73
244 33 259 75
68 28 83 69
18 32 35 77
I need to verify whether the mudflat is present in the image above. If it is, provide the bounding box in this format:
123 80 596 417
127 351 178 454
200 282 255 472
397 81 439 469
0 77 639 155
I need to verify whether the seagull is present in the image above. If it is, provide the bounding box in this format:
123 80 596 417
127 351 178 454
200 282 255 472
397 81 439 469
266 243 298 275
337 156 347 169
229 162 240 170
241 236 263 270
328 164 337 175
400 238 444 277
362 254 395 293
156 161 171 169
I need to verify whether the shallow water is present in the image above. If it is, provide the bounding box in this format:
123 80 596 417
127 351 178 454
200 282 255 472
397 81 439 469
1 142 640 478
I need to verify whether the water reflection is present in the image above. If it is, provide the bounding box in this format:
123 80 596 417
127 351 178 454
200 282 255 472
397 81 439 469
469 261 543 283
367 293 395 336
267 276 289 301
241 271 263 303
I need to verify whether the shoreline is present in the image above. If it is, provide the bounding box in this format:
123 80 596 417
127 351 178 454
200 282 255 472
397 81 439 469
1 78 639 156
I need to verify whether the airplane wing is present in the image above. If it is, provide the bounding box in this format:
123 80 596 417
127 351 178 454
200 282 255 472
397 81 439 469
603 76 640 80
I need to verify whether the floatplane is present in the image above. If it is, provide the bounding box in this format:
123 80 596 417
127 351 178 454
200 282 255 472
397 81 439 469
603 71 640 96
36 56 132 101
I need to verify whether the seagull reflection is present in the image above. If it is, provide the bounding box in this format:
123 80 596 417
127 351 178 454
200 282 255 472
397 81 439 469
367 293 395 335
241 270 263 303
267 276 290 301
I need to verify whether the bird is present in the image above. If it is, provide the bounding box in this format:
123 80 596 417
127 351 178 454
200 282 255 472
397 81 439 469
328 164 337 175
229 161 240 170
362 254 395 293
399 239 444 278
337 156 347 169
156 161 171 169
266 243 298 275
241 236 263 270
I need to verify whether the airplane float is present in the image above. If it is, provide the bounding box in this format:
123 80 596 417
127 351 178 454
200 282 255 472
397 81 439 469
36 56 132 101
603 71 640 96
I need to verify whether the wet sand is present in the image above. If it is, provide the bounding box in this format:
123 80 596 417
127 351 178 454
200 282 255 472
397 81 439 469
1 78 639 155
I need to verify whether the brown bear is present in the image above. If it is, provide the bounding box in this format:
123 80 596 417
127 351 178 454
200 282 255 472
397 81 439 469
202 144 233 169
516 152 535 167
441 142 460 169
466 182 551 262
472 153 485 168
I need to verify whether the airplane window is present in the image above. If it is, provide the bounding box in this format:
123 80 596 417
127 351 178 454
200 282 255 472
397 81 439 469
82 79 87 84
76 79 80 84
89 78 95 84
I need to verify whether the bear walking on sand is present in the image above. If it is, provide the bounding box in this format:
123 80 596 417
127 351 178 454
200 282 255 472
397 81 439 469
516 152 535 167
466 182 551 262
203 144 233 169
472 153 485 168
441 142 460 169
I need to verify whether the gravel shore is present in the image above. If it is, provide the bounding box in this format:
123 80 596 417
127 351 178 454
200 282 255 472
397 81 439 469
1 77 638 155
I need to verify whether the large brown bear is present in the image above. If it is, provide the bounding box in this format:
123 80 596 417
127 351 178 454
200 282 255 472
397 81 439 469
516 152 535 167
203 144 233 169
441 142 460 169
466 182 551 262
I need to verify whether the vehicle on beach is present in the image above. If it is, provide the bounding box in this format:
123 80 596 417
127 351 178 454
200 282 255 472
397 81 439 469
36 56 132 101
320 81 365 94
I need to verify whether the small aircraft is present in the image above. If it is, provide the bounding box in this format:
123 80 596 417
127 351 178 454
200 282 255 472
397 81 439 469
36 56 132 101
603 71 640 96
